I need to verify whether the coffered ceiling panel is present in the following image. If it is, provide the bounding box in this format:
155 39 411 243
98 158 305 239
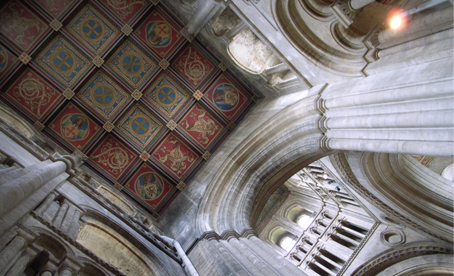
0 0 261 220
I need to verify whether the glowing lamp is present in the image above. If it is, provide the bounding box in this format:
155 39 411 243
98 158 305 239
390 14 403 29
387 9 407 30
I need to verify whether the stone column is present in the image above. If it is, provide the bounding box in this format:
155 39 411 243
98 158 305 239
52 200 69 228
0 160 66 217
209 239 248 275
0 155 81 217
68 209 83 239
220 239 263 275
321 65 453 157
59 268 73 276
4 249 33 275
186 0 224 36
0 235 26 272
35 193 57 215
41 271 53 276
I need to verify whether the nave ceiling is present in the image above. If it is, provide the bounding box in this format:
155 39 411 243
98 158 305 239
0 0 261 220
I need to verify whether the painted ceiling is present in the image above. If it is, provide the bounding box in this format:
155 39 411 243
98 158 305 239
0 0 260 220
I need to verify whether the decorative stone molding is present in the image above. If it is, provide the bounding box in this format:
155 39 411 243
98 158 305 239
240 228 256 238
68 177 181 261
380 228 405 247
221 230 240 241
314 85 328 114
317 135 330 152
30 211 124 276
201 231 221 241
352 242 453 276
316 115 329 134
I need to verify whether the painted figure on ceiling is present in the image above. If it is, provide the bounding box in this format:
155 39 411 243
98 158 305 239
137 172 163 200
61 114 89 141
146 21 171 47
213 83 239 111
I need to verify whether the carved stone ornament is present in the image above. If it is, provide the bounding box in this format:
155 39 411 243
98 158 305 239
114 182 123 191
176 181 186 190
63 88 75 100
166 120 177 131
139 151 150 161
131 89 142 101
50 19 63 31
19 52 31 64
159 59 170 70
103 121 114 132
219 62 228 71
202 151 211 160
34 121 45 131
121 24 133 36
92 56 104 67
193 90 203 100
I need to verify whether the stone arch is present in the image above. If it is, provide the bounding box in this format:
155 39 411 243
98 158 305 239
269 227 298 253
29 228 75 260
76 258 108 276
32 234 68 262
376 254 454 276
352 242 453 276
360 152 453 242
284 204 314 225
274 0 367 78
330 152 453 242
196 92 331 235
96 185 136 216
78 208 170 276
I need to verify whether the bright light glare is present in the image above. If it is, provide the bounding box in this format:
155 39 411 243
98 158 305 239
281 237 296 252
390 15 403 29
297 215 314 229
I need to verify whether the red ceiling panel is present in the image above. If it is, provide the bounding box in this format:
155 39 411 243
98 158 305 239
0 0 261 219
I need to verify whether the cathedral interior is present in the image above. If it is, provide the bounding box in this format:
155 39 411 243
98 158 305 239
0 0 453 275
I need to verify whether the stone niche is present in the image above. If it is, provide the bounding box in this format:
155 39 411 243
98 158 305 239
77 220 157 276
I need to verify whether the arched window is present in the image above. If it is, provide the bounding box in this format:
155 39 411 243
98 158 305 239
270 227 298 252
280 236 296 252
297 214 313 229
286 205 315 229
